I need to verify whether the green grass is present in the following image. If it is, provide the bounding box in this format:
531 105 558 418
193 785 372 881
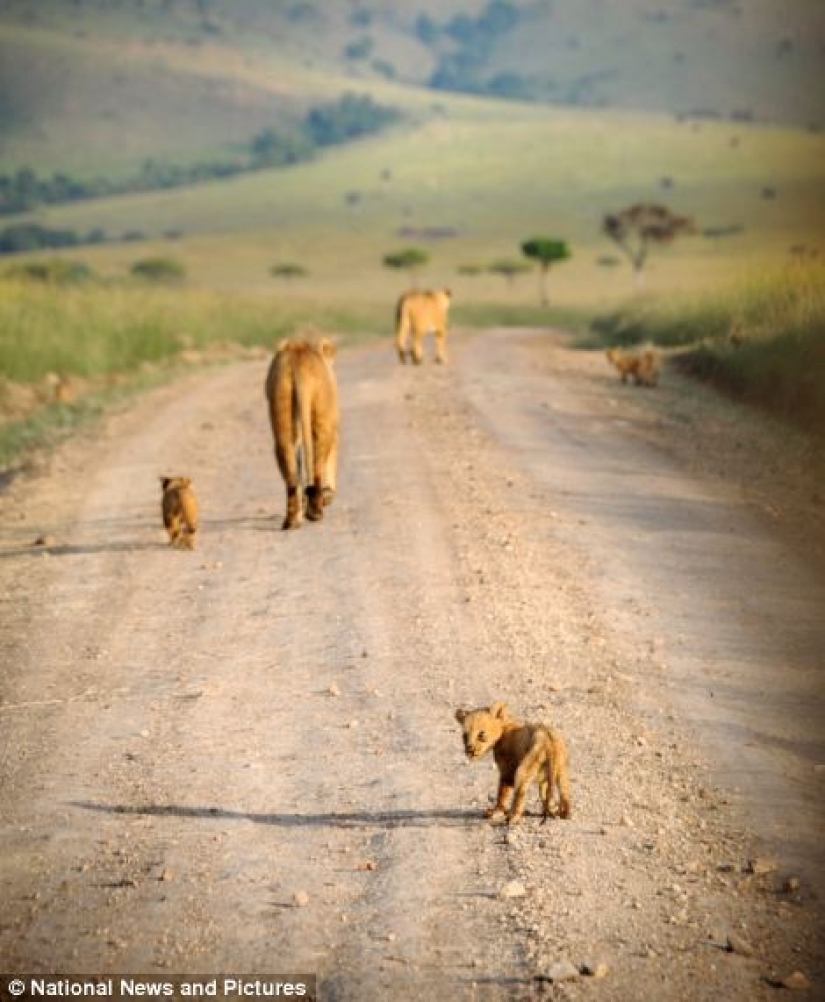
0 280 385 385
0 278 392 470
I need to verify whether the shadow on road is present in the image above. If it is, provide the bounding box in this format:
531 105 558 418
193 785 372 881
71 800 478 829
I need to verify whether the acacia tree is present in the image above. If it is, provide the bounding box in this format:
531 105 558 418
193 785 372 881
602 203 694 287
521 237 571 305
382 246 429 286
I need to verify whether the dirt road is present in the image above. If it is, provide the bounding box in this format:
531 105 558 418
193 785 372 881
0 330 823 1000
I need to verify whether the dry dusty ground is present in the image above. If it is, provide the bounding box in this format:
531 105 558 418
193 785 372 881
0 329 823 1000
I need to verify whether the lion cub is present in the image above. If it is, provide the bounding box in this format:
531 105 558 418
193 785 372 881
455 701 571 825
160 476 198 550
606 346 660 386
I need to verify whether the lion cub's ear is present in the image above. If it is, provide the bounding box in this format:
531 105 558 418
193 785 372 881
180 477 192 488
489 701 508 719
318 338 337 361
454 709 468 724
160 476 171 491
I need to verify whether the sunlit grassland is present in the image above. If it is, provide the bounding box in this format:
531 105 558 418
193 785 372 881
0 280 387 468
26 101 825 312
3 94 824 464
0 281 385 385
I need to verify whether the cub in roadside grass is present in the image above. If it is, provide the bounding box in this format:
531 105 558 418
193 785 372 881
606 346 660 386
454 701 571 825
160 476 198 550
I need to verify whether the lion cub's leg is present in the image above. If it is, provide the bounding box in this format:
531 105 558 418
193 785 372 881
164 509 183 546
485 780 513 821
509 748 543 825
554 752 572 820
542 729 572 821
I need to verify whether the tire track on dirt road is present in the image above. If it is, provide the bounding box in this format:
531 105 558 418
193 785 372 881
0 335 822 1000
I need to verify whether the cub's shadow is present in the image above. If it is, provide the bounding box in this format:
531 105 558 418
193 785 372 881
72 800 475 829
0 514 279 560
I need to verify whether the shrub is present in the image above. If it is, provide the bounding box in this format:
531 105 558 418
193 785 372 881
3 259 94 284
131 257 186 283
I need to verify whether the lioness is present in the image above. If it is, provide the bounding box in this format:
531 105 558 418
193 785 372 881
606 346 660 386
160 476 198 549
395 288 452 365
455 701 571 825
264 337 339 530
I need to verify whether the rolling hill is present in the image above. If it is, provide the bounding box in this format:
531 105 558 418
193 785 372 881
1 0 824 178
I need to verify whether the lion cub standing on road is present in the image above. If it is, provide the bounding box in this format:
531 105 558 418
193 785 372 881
395 288 452 365
606 346 660 387
265 336 339 530
455 701 571 824
160 476 198 549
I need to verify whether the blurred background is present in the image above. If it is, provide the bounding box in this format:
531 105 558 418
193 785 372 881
1 0 824 454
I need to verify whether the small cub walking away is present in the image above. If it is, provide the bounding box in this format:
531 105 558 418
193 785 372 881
606 346 660 386
160 476 198 550
455 701 571 825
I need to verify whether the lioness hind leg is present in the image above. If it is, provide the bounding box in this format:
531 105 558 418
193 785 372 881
434 329 449 365
322 435 338 507
410 327 424 365
396 317 410 365
275 439 303 529
283 484 303 530
305 485 324 522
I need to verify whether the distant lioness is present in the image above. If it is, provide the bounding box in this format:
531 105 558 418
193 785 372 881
455 701 571 825
160 476 198 549
264 337 339 530
395 288 452 365
606 346 660 387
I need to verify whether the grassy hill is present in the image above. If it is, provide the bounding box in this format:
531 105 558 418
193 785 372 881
13 96 821 311
0 0 823 178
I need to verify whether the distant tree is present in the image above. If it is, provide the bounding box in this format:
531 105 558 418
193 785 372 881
520 237 571 305
383 247 429 285
270 263 308 279
415 13 439 46
131 256 186 282
0 223 81 254
488 258 532 289
344 36 373 60
458 263 484 276
304 93 401 147
602 203 694 287
4 259 93 284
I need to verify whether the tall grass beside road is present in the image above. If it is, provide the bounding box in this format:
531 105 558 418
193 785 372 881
586 263 825 434
0 279 384 469
0 280 385 383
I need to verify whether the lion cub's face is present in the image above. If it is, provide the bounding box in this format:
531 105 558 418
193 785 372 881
455 702 510 760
